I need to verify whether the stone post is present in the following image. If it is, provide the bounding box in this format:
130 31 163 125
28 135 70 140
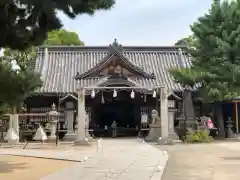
85 112 91 137
168 109 178 140
226 117 234 138
145 110 161 141
48 120 57 140
48 104 59 141
75 88 88 145
158 87 173 145
65 101 76 140
160 87 169 138
12 114 19 136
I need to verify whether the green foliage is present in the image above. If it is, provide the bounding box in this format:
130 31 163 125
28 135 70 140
171 0 240 103
0 103 11 116
0 48 42 114
44 29 84 46
0 0 115 50
191 0 240 102
2 47 36 71
185 130 213 143
175 35 197 50
0 28 85 114
169 67 208 88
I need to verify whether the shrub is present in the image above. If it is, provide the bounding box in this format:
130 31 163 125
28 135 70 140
185 130 213 143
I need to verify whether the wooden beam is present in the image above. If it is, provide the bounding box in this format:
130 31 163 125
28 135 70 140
77 86 164 90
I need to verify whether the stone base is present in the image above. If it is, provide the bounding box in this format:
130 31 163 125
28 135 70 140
226 127 234 138
64 133 76 141
145 124 161 142
7 139 19 145
145 136 159 142
157 137 174 145
168 132 179 140
47 136 56 142
74 139 89 146
4 128 19 144
86 136 95 142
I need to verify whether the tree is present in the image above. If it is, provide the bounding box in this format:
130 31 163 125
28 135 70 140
190 0 240 101
0 48 42 114
0 28 85 114
169 67 209 138
170 0 240 137
0 0 115 50
169 68 207 89
2 47 36 71
44 29 84 45
1 68 42 113
175 35 197 50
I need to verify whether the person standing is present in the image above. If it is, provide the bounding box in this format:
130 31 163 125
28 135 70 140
111 121 117 138
104 125 108 137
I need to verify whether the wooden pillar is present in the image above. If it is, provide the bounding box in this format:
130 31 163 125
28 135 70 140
235 102 239 134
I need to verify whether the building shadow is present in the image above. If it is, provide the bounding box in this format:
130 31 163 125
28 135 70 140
222 156 240 161
0 160 27 173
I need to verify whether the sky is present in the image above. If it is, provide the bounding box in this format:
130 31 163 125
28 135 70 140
58 0 214 46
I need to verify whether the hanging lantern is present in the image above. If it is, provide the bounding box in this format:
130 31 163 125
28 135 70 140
130 90 135 99
91 89 95 98
113 89 117 97
152 90 156 98
101 93 105 104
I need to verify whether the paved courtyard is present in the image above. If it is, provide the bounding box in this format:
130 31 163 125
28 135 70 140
157 142 240 180
0 139 167 180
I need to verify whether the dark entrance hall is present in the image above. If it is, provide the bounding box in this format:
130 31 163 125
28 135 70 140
93 92 140 137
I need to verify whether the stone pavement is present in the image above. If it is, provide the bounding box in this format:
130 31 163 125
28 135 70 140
0 139 168 180
156 142 240 180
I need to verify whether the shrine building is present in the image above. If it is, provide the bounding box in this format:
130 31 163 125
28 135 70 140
24 39 191 138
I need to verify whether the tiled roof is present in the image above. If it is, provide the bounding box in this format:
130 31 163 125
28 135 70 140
75 41 156 79
34 43 191 93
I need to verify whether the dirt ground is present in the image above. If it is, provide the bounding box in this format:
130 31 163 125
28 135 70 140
0 141 96 152
156 142 240 180
0 155 76 180
0 142 96 180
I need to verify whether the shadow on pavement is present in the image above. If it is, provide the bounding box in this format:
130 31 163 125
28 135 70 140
0 160 27 173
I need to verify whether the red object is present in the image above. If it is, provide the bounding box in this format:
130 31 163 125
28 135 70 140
207 118 215 129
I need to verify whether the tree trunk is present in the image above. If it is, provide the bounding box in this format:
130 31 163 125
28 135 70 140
214 102 225 138
12 107 17 114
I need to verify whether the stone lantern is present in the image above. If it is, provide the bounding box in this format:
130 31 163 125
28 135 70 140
47 103 59 141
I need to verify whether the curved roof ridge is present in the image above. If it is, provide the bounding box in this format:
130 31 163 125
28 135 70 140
37 45 187 52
